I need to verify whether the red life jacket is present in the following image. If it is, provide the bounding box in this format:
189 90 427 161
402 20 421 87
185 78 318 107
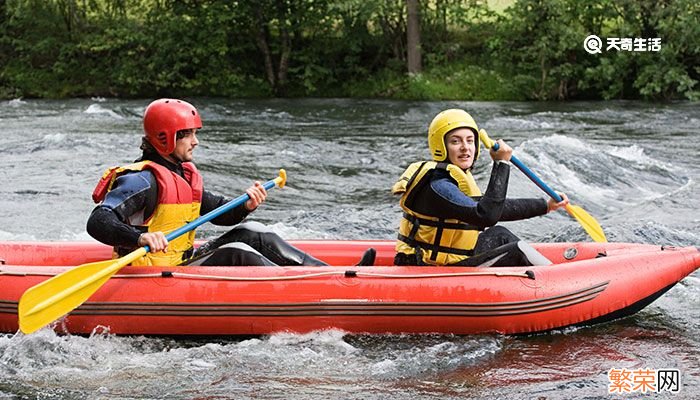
93 161 203 266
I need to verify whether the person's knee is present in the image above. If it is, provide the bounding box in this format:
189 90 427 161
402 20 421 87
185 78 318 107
217 242 274 266
487 225 515 237
219 242 261 254
187 241 273 266
233 221 272 234
487 225 508 233
475 225 519 254
219 221 274 247
487 226 520 242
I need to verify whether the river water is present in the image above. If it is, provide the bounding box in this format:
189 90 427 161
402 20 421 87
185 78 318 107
1 98 698 399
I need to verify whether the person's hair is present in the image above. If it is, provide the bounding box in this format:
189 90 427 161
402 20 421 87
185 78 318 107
176 129 195 140
140 136 157 154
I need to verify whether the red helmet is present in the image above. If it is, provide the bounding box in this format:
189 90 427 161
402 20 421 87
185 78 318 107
143 98 202 155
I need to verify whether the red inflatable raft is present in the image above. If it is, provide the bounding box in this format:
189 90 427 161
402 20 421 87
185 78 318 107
1 240 698 336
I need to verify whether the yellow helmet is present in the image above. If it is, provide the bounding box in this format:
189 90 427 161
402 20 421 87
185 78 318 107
427 109 480 162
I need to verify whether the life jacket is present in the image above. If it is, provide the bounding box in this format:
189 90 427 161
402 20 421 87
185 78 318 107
92 160 203 266
392 161 483 265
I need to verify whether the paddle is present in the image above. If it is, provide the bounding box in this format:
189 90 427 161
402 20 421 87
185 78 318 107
18 169 287 334
478 130 607 243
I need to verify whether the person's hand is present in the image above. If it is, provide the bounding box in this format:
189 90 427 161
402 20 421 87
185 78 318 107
489 139 513 161
245 181 268 211
547 192 570 213
138 231 168 252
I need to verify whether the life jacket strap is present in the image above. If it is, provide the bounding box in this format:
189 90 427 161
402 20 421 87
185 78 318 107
397 233 475 257
402 212 482 231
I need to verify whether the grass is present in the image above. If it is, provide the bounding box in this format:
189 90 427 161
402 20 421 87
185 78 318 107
343 62 529 101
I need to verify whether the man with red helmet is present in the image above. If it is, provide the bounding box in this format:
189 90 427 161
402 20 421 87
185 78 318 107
87 99 375 267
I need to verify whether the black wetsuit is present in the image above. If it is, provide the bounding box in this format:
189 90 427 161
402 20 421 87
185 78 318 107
86 151 327 266
395 161 549 266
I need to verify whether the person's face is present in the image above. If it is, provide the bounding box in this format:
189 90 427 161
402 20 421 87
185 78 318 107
171 129 198 162
446 128 476 170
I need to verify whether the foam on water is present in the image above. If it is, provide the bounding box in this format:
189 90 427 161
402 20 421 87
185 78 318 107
41 133 66 143
7 98 27 107
511 135 618 206
607 144 648 161
0 230 38 241
487 116 558 131
0 329 504 399
84 103 123 119
510 134 693 218
63 231 95 241
522 133 593 151
267 221 335 240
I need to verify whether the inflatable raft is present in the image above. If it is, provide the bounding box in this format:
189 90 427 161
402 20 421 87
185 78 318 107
1 240 698 336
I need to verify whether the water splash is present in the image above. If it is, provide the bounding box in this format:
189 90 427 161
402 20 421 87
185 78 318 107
7 98 27 107
42 133 66 144
84 104 123 119
509 134 691 219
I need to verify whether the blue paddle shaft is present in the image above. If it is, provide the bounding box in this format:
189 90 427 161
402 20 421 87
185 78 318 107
143 178 278 252
491 142 563 202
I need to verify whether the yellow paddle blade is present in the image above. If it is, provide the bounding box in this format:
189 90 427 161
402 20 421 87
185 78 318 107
566 204 607 243
275 169 287 188
18 247 148 334
478 129 495 149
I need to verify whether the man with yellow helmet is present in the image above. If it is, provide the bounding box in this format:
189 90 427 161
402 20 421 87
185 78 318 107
87 98 375 267
392 109 569 266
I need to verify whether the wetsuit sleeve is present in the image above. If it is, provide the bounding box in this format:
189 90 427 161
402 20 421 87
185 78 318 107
200 190 251 225
412 161 510 227
499 198 548 221
86 171 157 247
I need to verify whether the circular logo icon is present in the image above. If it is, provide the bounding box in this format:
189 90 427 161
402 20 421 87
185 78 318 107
584 35 603 54
563 247 578 260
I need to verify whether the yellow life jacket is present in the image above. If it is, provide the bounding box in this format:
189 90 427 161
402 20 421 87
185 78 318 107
392 161 482 265
92 161 203 266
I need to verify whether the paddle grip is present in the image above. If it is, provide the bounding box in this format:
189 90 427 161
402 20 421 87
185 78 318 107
490 142 563 202
143 178 279 252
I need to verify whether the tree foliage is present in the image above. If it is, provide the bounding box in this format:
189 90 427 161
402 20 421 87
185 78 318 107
490 0 699 100
0 0 697 100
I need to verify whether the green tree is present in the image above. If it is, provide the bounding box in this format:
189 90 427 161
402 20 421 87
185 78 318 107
489 0 594 99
